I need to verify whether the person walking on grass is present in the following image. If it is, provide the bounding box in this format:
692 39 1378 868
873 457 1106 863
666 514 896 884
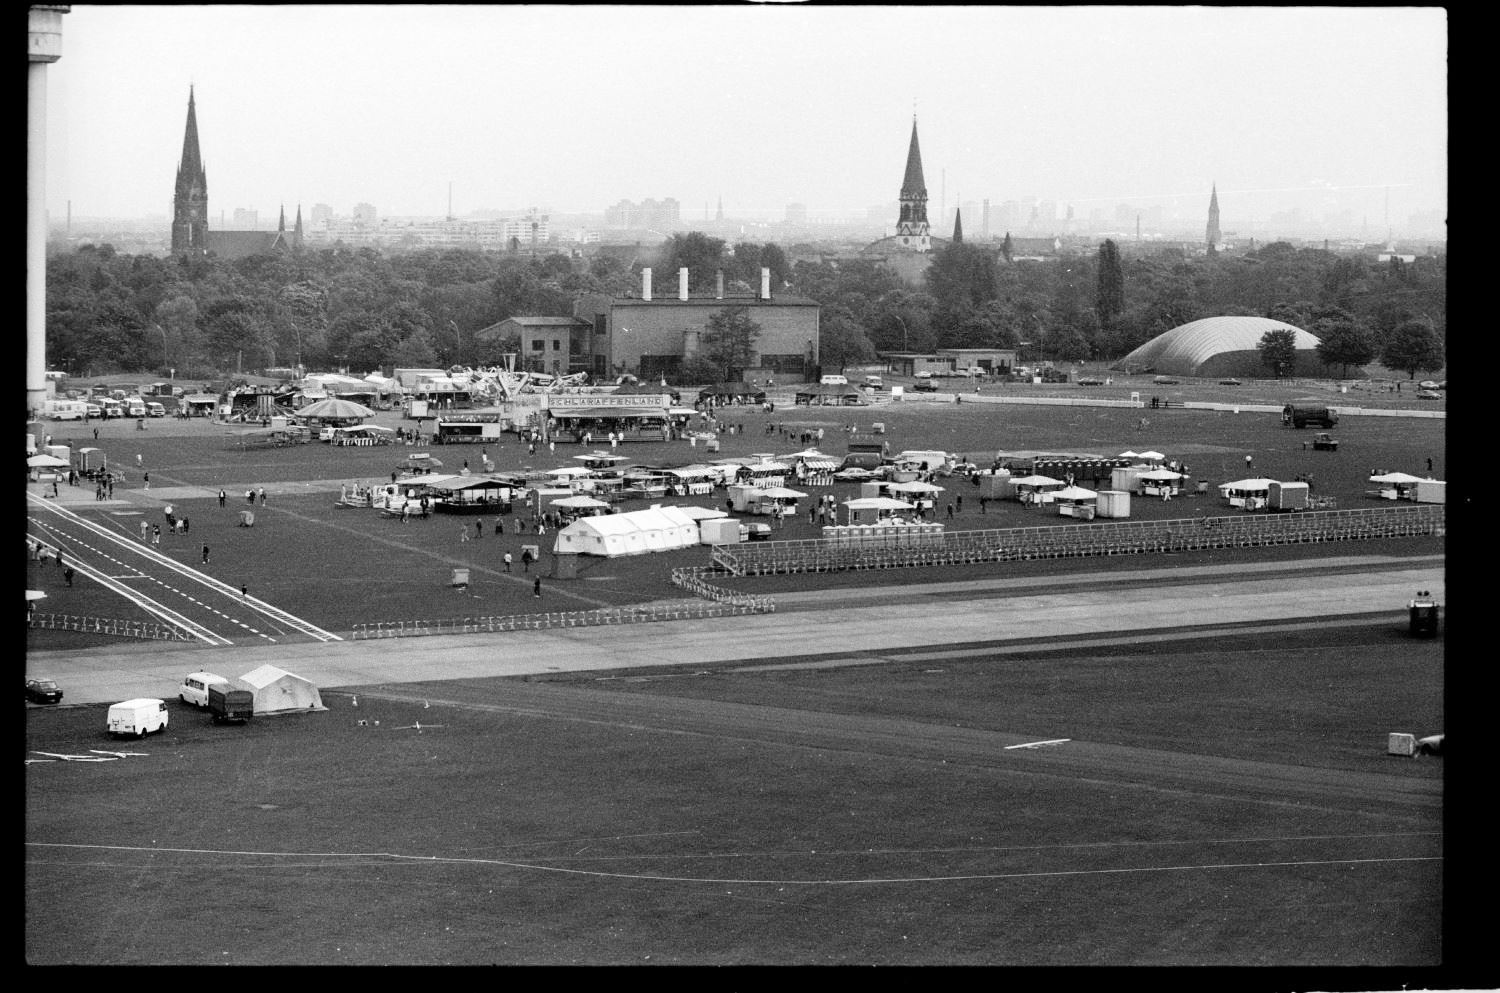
534 576 542 599
151 524 161 546
218 488 227 508
202 544 210 564
503 552 512 573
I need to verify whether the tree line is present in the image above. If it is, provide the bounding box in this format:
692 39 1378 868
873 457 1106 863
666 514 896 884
46 232 1444 381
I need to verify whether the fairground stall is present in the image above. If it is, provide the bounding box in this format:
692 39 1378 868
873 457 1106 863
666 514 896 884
545 393 672 443
548 493 612 524
781 448 840 486
421 475 520 514
1050 485 1099 519
1007 474 1067 505
1218 478 1276 510
433 411 505 445
327 424 395 447
728 484 808 517
1368 471 1445 503
661 464 721 495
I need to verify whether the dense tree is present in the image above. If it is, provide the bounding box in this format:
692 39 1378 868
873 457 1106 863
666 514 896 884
1314 319 1377 378
699 306 762 382
925 242 999 320
1380 320 1445 379
1094 239 1124 329
1257 328 1299 378
654 232 726 292
817 308 878 372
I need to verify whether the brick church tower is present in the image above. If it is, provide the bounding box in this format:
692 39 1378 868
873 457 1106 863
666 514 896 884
895 117 931 251
171 87 209 256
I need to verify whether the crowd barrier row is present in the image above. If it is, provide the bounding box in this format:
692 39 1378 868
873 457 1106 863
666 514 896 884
350 573 774 640
711 505 1444 576
26 612 194 641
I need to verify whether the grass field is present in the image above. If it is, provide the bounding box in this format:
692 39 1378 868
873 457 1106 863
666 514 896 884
24 623 1442 965
27 378 1446 649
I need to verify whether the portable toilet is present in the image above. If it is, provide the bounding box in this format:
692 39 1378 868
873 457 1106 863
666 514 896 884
1268 480 1309 511
1096 490 1131 519
47 444 71 463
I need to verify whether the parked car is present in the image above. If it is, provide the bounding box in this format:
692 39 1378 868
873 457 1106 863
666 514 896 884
1311 433 1339 451
26 678 63 705
912 380 938 392
1417 380 1439 390
1153 375 1180 385
1076 377 1105 386
1416 389 1442 400
1218 378 1242 386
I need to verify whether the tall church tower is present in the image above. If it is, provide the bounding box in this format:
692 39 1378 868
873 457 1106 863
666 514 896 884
896 117 931 251
1205 182 1221 251
171 87 209 255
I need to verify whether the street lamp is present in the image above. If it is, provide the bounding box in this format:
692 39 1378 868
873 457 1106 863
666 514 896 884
291 322 302 377
155 324 168 370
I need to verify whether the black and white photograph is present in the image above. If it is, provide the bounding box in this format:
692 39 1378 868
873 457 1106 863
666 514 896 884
27 4 1460 974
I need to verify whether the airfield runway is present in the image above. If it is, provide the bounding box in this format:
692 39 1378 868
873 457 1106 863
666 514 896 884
30 553 1444 706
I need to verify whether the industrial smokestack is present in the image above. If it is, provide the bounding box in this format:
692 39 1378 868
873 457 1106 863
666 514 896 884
679 267 689 301
642 268 652 301
716 269 724 300
760 267 770 300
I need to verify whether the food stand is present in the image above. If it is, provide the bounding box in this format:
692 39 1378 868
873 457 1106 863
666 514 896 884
1051 485 1099 519
1218 478 1276 510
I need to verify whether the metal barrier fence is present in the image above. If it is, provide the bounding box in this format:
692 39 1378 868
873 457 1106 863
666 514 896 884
711 505 1445 576
26 612 194 641
350 572 774 640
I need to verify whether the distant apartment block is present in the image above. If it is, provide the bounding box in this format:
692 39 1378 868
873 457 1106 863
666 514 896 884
604 198 681 231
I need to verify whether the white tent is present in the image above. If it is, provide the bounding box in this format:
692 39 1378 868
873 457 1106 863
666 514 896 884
1051 485 1099 501
238 664 325 715
1369 471 1427 484
552 505 697 557
1138 468 1185 481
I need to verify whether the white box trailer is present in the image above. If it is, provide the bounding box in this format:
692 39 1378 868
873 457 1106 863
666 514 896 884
43 399 87 421
1413 480 1446 504
107 698 169 738
1267 480 1309 511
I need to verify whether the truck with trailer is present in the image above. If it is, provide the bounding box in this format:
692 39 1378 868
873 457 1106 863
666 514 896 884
1282 404 1339 428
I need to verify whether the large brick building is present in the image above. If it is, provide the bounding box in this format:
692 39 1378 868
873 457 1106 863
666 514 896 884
486 268 820 383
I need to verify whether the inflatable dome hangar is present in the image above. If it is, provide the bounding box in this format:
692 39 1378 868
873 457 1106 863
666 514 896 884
1112 316 1325 379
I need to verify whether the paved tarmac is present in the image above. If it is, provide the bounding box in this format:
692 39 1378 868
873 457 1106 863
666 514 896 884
29 553 1443 706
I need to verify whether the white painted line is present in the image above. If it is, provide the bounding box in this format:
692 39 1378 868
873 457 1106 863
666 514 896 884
1004 738 1072 750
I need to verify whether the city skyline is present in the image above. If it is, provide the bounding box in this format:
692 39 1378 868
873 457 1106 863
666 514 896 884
43 6 1446 237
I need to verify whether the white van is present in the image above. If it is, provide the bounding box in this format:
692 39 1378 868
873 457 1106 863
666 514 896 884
145 402 167 418
179 672 228 708
819 374 849 386
125 398 147 418
107 698 169 738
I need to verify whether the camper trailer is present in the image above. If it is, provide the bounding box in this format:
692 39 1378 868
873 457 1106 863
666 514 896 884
1282 404 1339 428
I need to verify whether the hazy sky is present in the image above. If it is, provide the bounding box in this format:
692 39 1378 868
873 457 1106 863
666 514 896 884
41 5 1447 227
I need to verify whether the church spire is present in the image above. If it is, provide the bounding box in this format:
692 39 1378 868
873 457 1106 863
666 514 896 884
278 204 286 232
1206 182 1221 250
895 116 931 251
901 116 927 200
952 207 963 244
172 86 209 255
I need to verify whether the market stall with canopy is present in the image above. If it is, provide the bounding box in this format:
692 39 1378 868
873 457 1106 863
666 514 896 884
841 495 916 525
1050 485 1100 519
1136 467 1185 496
421 475 518 514
1007 474 1067 505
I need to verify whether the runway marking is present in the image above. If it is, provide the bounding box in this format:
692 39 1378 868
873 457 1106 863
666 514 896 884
1004 738 1071 750
24 841 1440 887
